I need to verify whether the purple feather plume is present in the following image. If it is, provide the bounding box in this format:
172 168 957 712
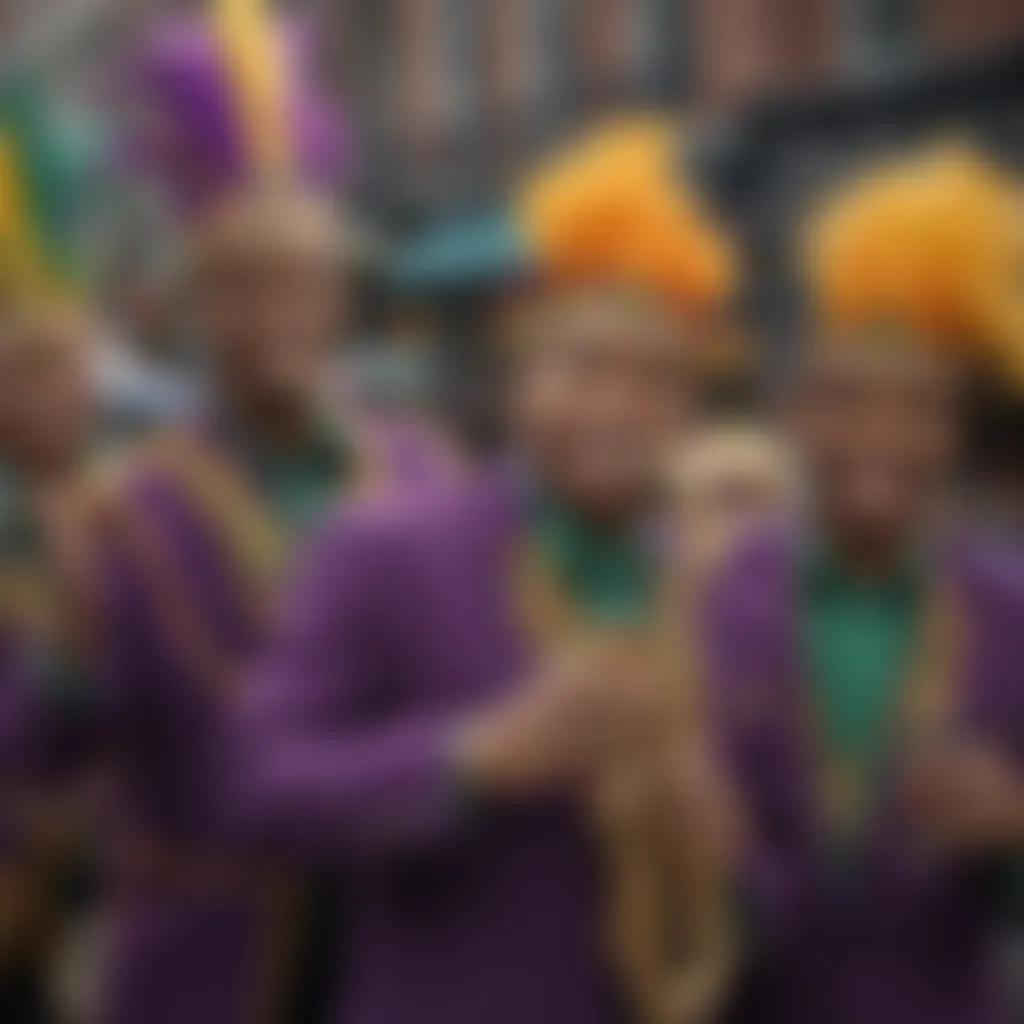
124 17 351 216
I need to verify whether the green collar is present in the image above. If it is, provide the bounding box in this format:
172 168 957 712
220 413 351 532
220 409 345 475
531 491 654 624
801 533 929 604
246 425 346 484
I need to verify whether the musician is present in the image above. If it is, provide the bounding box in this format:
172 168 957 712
91 3 453 1022
232 119 741 1024
0 85 101 1024
707 146 1024 1024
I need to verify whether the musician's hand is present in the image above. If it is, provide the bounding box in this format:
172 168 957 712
902 742 1024 855
456 644 666 798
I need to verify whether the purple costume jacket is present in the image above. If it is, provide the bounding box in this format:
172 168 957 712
230 470 623 1024
706 528 1024 1024
91 415 454 1024
0 632 50 854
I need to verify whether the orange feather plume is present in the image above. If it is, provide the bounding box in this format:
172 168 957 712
805 144 1024 379
517 117 738 314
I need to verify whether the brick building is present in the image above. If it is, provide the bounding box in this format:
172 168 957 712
6 0 1024 219
306 0 1024 216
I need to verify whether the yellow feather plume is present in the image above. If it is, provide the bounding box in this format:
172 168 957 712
805 144 1024 379
0 137 50 302
517 117 738 313
213 0 292 177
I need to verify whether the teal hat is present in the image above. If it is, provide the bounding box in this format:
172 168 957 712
388 210 530 297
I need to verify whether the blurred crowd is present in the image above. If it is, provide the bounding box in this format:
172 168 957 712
3 3 1024 1024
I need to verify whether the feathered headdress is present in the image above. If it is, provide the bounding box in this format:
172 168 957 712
805 144 1024 380
0 82 91 307
129 0 349 215
516 117 738 314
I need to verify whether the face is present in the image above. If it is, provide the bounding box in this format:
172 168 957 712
512 289 698 521
793 336 962 544
193 197 345 409
0 315 94 474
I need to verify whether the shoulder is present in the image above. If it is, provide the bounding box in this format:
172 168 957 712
703 521 796 628
89 425 210 514
80 425 228 572
299 475 501 598
353 413 463 492
310 471 497 573
952 536 1024 626
697 525 801 728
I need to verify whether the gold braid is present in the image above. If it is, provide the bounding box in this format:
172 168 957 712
512 543 735 1024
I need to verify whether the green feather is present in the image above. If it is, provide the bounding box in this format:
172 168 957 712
0 75 98 292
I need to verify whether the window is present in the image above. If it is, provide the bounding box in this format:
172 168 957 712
848 0 921 73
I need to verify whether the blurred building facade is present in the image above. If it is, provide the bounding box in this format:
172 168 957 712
4 0 1024 220
310 0 1024 217
5 2 1024 197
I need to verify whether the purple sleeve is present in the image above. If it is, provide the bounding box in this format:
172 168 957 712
703 553 812 952
0 639 43 778
0 624 101 863
0 641 46 859
363 415 464 494
93 528 178 771
227 509 464 861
